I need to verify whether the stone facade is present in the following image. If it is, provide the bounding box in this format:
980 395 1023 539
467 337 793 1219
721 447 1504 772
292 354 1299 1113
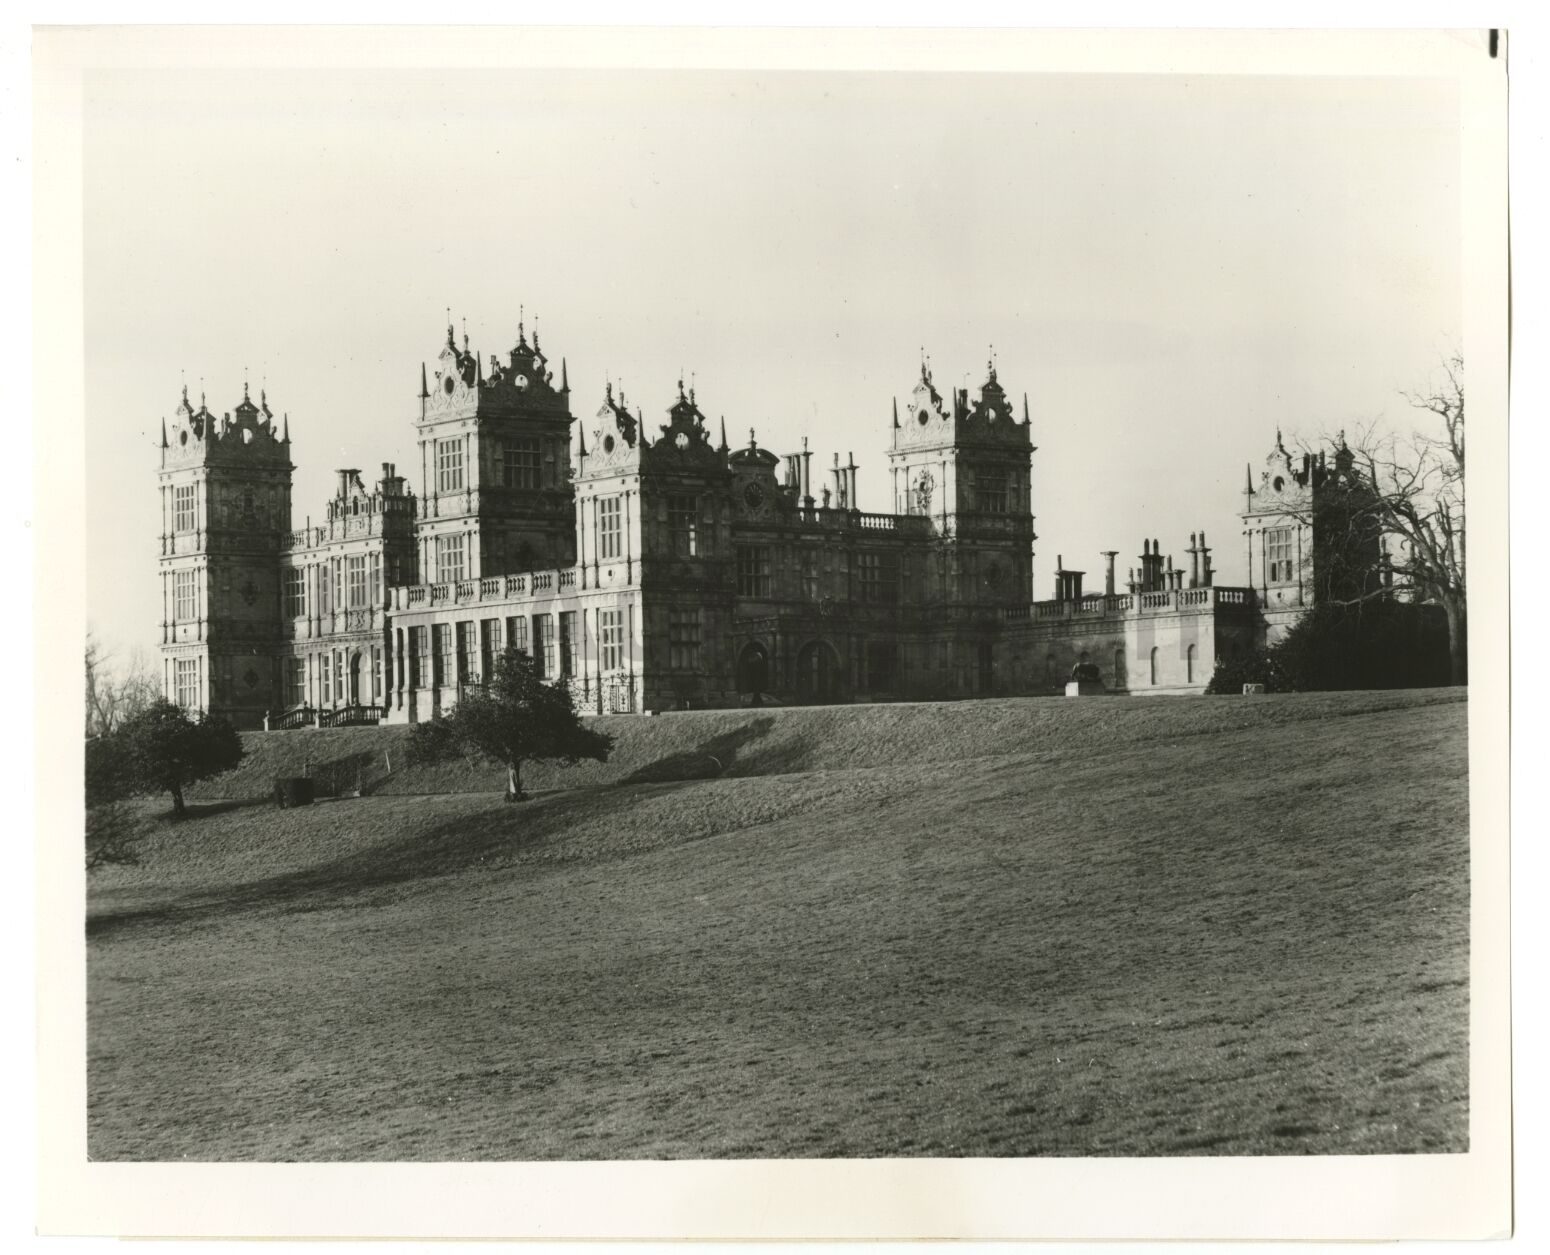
156 318 1344 728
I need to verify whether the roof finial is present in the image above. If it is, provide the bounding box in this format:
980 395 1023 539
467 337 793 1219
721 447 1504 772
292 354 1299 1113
462 317 468 351
160 417 168 449
518 304 525 345
1022 391 1030 425
749 426 757 449
605 378 613 401
560 357 569 393
892 396 900 428
718 416 728 451
446 308 454 346
282 412 290 442
532 312 540 352
690 371 696 405
420 362 429 399
677 373 686 402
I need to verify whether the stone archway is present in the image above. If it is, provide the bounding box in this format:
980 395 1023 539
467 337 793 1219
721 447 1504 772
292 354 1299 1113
795 639 842 704
349 651 364 704
736 641 770 701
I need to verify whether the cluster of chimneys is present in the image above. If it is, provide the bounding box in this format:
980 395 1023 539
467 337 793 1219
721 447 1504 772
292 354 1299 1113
332 464 409 502
1053 532 1215 601
778 439 860 510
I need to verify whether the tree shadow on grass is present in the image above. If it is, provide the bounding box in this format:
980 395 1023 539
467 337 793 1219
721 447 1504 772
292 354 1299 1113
86 779 702 942
619 718 796 784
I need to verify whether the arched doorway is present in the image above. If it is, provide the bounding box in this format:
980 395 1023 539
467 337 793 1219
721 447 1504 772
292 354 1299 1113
1186 643 1197 683
349 651 364 705
795 640 841 704
736 642 770 702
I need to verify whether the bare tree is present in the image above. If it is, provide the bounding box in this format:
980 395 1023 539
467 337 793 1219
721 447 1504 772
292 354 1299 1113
85 630 161 738
1370 353 1466 683
1295 351 1463 684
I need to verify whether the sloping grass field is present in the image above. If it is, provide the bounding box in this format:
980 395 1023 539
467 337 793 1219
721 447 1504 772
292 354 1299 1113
88 689 1469 1160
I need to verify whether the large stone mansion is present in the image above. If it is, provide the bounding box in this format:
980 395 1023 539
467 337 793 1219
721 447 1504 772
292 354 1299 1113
155 316 1356 728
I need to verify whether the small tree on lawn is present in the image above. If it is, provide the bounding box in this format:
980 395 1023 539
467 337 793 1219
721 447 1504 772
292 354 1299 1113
85 732 142 869
115 698 245 818
414 646 613 802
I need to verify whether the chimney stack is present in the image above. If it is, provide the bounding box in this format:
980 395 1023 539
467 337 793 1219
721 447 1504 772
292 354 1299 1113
1101 551 1119 596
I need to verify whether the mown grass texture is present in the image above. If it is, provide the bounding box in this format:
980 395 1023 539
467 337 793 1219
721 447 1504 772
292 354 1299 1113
88 689 1468 1160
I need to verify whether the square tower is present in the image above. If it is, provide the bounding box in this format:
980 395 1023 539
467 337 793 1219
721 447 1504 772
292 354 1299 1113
415 319 578 585
157 383 293 728
886 357 1037 607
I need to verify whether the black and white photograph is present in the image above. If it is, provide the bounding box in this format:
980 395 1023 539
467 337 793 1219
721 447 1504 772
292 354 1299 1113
34 22 1512 1244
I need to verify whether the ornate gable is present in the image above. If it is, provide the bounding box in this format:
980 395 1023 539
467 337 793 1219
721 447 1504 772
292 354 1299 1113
641 379 725 471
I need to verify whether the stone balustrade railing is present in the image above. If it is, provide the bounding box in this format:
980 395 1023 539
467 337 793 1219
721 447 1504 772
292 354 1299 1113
389 567 580 612
1008 586 1255 623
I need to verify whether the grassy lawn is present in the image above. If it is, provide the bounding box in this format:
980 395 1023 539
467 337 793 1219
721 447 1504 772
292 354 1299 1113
87 689 1468 1160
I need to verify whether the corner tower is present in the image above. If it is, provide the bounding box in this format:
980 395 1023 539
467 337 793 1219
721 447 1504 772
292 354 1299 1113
157 382 294 728
415 317 577 585
886 356 1037 607
1242 430 1384 642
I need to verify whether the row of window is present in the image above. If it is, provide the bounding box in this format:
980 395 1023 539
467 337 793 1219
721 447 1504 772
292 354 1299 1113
401 607 636 688
734 546 900 602
281 554 387 618
284 648 386 708
434 437 548 495
171 484 271 533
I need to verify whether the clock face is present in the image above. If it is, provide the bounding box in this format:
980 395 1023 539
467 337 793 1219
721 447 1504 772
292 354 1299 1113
743 481 766 510
917 409 931 426
513 374 529 391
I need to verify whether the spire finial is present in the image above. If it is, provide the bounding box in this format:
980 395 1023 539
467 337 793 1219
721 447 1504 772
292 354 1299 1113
282 412 290 442
892 396 900 428
605 378 613 401
560 356 569 392
677 374 686 402
160 416 169 449
718 416 728 451
421 362 429 399
749 426 757 448
446 308 454 346
462 317 468 351
1022 391 1030 424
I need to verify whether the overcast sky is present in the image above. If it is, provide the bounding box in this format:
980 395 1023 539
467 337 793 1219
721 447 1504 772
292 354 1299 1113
83 66 1459 662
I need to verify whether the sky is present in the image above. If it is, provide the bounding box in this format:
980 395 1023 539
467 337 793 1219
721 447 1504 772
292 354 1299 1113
82 66 1460 663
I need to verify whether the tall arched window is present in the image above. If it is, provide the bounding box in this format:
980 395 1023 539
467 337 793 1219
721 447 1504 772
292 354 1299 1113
1187 643 1197 683
1150 646 1159 685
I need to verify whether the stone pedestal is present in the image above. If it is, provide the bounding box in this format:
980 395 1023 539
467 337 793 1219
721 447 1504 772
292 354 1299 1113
1064 680 1106 697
